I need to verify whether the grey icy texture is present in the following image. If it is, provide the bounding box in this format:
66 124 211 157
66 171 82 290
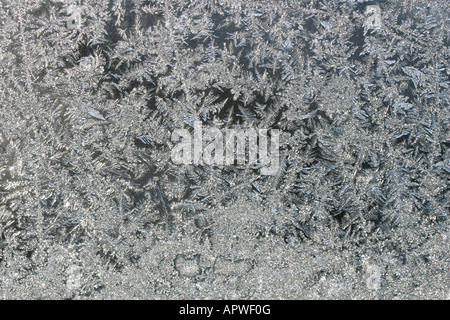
0 0 449 300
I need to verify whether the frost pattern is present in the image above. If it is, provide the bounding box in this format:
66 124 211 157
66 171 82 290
0 0 448 299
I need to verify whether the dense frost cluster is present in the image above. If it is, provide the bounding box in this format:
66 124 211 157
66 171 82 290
0 0 448 299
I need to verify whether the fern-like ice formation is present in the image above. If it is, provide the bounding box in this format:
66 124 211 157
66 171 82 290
0 0 448 299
